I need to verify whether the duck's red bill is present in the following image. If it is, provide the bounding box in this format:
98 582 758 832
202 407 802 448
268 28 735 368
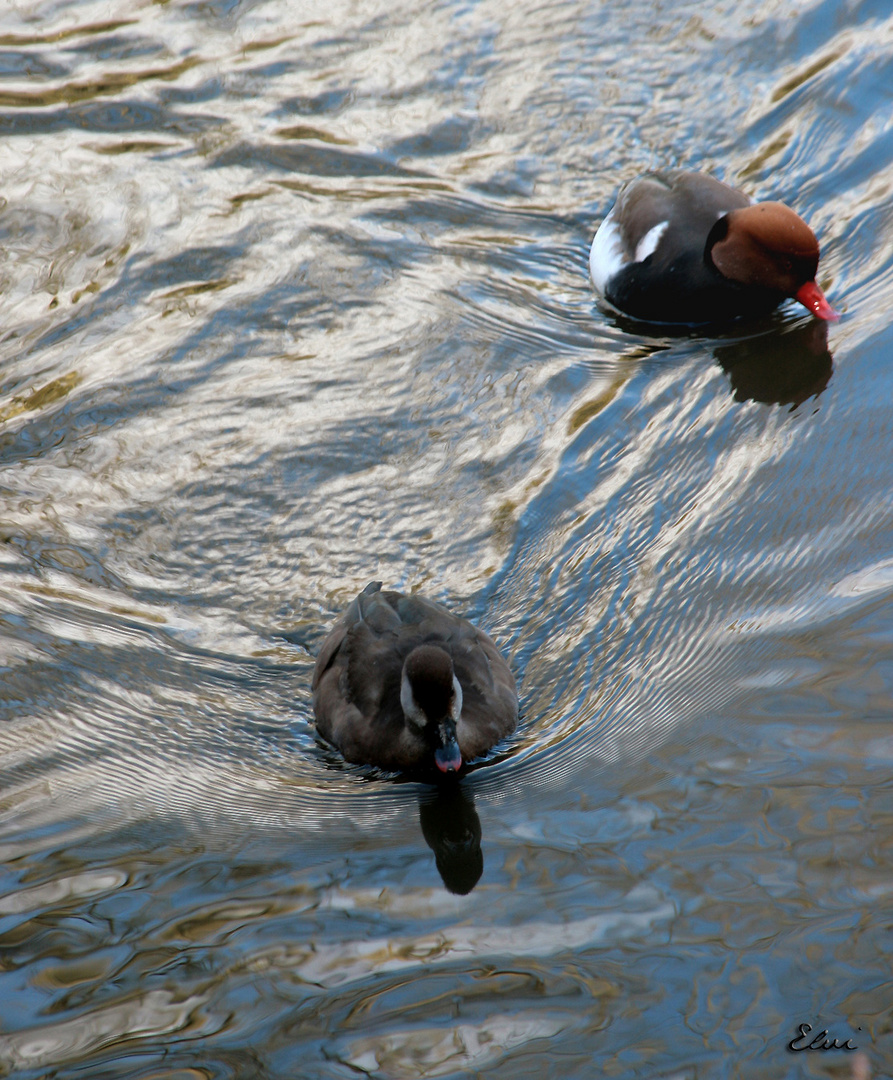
435 741 462 773
796 281 840 321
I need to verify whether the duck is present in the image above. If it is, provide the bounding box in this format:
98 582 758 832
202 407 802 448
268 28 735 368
589 169 839 325
311 581 518 774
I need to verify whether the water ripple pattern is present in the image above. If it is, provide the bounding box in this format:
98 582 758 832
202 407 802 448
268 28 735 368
1 0 893 1076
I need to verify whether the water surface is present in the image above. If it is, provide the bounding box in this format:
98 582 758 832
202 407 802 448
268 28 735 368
1 0 893 1076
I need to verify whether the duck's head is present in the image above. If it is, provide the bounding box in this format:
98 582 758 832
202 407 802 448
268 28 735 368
400 645 463 773
708 202 839 321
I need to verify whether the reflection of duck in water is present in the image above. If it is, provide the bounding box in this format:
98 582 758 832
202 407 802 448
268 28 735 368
312 582 517 774
419 785 483 894
715 317 833 407
591 305 833 408
590 170 839 325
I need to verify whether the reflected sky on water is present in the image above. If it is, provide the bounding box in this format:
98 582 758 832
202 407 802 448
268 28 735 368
1 0 893 1076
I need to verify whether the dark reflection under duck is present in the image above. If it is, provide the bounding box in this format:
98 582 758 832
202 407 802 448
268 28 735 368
600 311 833 408
713 318 833 408
418 782 483 895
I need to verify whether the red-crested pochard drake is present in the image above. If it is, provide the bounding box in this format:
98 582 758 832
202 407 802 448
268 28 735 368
312 582 518 774
589 169 839 324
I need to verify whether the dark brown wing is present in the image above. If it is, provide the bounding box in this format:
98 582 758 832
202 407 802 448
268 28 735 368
312 582 405 685
616 170 750 257
312 583 423 769
311 619 346 694
451 624 518 759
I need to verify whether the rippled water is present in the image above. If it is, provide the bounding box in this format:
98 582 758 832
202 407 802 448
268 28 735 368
1 0 892 1076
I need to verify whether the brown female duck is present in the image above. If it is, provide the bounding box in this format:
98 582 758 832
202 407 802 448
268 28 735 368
312 582 518 774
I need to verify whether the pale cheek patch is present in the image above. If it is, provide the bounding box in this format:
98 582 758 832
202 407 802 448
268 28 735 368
634 221 668 263
589 211 625 293
451 676 463 721
400 675 427 728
